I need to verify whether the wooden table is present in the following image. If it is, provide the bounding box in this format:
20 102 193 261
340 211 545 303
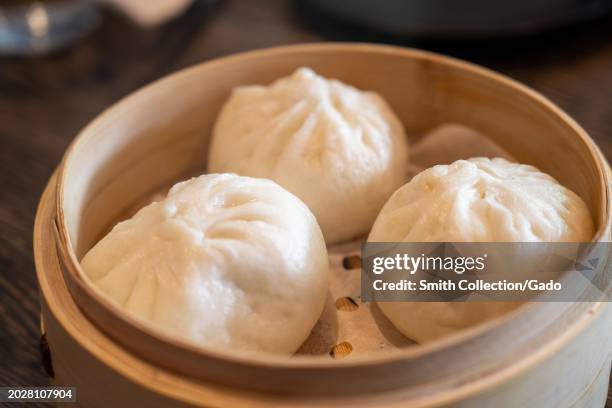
0 0 610 406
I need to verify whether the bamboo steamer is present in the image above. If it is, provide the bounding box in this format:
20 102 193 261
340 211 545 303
34 43 611 407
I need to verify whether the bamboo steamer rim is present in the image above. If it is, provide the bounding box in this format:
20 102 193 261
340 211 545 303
52 43 611 395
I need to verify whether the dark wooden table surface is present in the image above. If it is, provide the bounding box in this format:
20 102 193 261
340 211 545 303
1 0 611 406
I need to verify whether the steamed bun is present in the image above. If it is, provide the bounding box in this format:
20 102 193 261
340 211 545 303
81 174 330 355
208 67 409 244
369 157 594 342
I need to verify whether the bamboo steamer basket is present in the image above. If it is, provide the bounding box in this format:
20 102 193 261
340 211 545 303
34 43 611 407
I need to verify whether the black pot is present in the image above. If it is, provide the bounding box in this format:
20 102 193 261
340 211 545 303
302 0 612 38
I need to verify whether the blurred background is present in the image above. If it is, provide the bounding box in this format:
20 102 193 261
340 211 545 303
1 0 612 399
